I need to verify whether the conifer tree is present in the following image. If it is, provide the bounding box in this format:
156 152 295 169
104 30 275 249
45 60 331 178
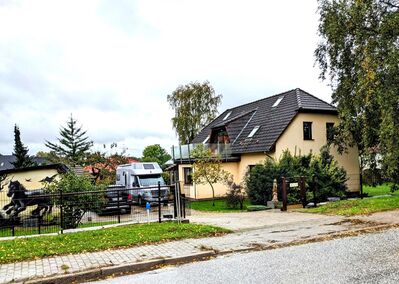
11 124 35 168
45 115 92 166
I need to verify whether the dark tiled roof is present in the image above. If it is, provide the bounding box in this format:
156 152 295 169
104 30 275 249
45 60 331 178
0 155 49 171
0 163 68 175
192 88 336 154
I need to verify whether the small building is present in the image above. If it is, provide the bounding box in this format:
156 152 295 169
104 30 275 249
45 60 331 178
172 88 360 199
0 163 68 191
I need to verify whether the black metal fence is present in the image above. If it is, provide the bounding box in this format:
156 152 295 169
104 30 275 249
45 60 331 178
0 183 189 238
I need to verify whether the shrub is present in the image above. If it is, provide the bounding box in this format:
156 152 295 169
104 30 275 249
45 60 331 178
245 146 348 205
225 179 246 209
245 158 278 205
47 171 106 229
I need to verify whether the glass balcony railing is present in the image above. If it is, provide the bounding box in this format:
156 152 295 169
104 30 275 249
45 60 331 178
172 143 233 160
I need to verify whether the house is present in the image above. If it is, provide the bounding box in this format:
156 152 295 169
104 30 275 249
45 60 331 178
0 163 68 191
172 88 360 199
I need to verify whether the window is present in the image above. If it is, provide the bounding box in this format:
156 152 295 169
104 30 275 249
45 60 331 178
248 126 260 138
303 122 313 140
326 123 334 142
183 167 193 185
223 111 232 120
143 164 155 170
272 96 284 107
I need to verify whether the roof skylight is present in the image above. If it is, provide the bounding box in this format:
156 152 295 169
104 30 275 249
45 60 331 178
223 111 232 120
248 126 260 138
272 96 284 107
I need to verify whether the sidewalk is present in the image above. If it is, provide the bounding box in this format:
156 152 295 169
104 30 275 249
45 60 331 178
1 210 399 283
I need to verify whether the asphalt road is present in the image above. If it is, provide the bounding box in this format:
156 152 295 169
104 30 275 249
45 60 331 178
90 228 399 284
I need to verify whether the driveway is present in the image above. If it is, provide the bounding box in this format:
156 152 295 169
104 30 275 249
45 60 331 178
189 209 345 231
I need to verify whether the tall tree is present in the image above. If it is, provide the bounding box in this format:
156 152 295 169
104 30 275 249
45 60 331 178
315 0 399 185
45 115 92 166
167 81 222 144
141 144 171 167
11 124 35 168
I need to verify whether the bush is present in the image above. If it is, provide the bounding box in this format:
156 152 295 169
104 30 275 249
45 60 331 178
47 171 106 229
245 146 348 205
245 158 278 205
225 179 246 209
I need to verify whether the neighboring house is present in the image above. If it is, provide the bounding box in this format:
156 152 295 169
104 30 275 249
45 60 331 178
0 155 48 171
0 163 69 191
172 88 360 199
0 163 68 210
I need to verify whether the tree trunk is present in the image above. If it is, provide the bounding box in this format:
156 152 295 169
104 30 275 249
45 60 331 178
210 184 215 206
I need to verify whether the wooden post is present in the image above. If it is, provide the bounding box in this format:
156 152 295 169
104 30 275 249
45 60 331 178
281 177 287 211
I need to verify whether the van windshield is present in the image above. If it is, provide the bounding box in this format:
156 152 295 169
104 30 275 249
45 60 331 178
138 174 165 187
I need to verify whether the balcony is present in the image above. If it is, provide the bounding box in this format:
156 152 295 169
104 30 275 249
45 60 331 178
172 143 233 160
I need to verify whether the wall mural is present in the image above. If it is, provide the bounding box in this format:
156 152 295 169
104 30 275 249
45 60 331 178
0 173 58 227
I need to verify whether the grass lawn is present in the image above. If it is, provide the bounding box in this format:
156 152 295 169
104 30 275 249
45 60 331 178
0 222 229 264
0 221 120 238
190 199 251 212
363 183 398 197
303 195 399 216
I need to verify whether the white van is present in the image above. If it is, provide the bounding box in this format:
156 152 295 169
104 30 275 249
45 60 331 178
115 162 169 205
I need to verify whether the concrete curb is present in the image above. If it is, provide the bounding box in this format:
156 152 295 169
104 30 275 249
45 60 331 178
23 252 215 284
16 223 399 283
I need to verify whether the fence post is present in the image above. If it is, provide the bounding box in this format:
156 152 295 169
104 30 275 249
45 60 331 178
59 189 64 234
117 189 121 224
38 215 41 235
173 184 178 218
313 175 317 208
158 181 162 223
281 177 287 211
300 176 306 208
11 216 15 237
182 194 186 219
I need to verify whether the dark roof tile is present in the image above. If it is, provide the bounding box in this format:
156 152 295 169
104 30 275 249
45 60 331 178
192 88 336 154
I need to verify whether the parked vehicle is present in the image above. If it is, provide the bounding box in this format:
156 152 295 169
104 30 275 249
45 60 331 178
99 185 132 215
115 163 169 205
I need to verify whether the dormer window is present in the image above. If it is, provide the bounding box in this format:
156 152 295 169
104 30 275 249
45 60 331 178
272 96 284 107
248 126 260 138
223 111 232 120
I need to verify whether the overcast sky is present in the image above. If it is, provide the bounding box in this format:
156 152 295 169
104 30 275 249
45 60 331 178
0 0 331 157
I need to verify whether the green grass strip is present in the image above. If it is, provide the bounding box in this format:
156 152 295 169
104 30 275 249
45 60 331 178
0 222 229 264
303 196 399 216
190 199 251 212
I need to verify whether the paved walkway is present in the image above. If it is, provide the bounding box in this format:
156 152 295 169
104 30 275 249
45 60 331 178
1 210 398 283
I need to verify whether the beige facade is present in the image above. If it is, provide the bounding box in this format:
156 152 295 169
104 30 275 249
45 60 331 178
178 112 360 199
0 168 63 205
275 113 360 192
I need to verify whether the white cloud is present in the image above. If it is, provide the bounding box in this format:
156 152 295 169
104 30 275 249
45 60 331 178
0 0 331 157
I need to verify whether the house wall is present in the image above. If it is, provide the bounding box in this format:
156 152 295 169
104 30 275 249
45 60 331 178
178 162 240 199
275 113 360 192
0 168 61 206
178 153 268 199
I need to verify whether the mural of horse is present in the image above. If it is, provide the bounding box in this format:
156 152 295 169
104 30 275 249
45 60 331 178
3 180 52 218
